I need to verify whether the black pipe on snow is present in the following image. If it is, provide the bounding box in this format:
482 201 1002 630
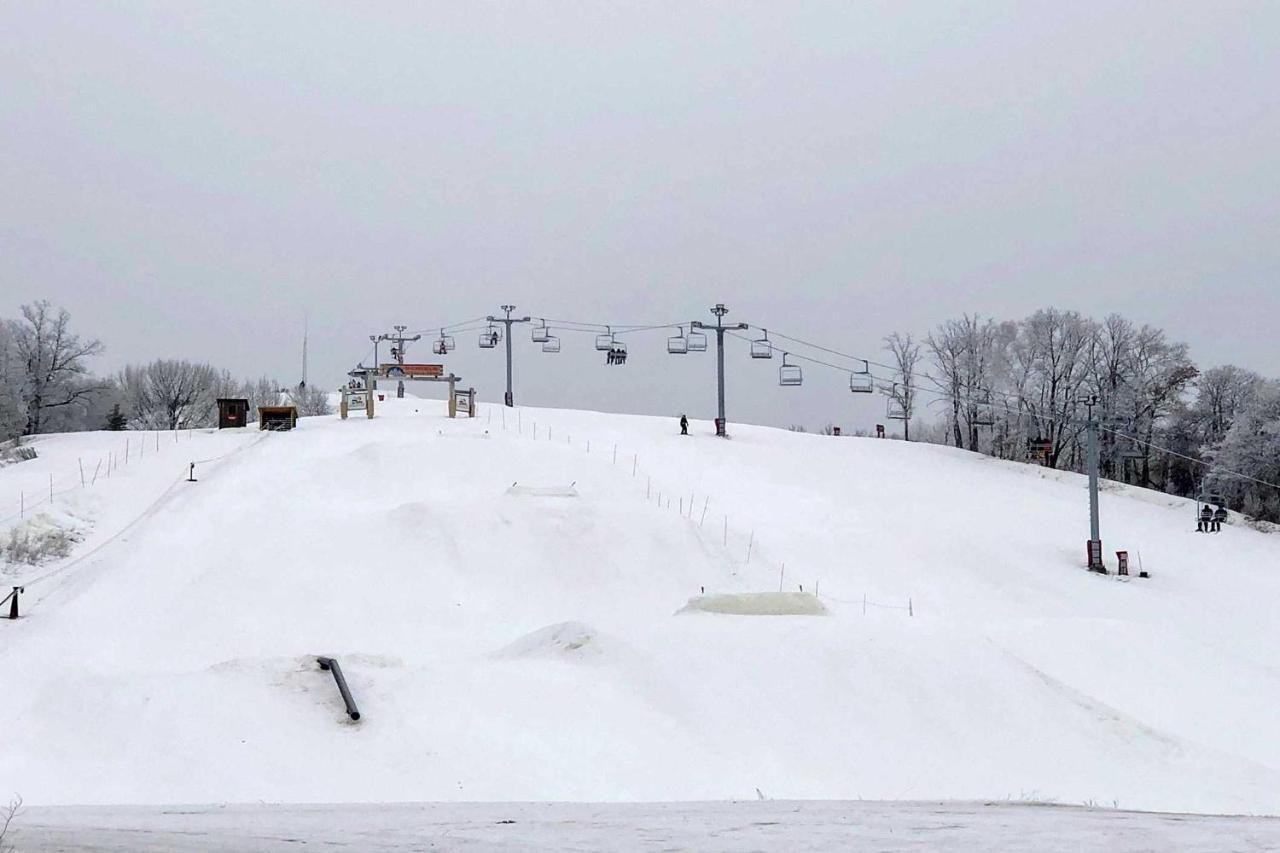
317 656 361 720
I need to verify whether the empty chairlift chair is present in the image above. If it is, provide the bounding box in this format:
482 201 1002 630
541 334 561 353
779 353 803 386
849 359 873 393
687 329 708 352
531 322 550 343
751 330 774 359
595 327 615 351
667 327 689 354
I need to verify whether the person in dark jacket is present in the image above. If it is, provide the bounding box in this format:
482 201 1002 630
1198 504 1213 533
1213 505 1228 533
680 414 689 436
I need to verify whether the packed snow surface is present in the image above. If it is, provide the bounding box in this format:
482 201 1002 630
3 399 1280 814
11 801 1280 852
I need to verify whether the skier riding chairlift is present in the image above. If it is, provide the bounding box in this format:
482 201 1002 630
1213 505 1228 533
1198 504 1213 533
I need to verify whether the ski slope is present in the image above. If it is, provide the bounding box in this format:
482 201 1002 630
2 398 1280 813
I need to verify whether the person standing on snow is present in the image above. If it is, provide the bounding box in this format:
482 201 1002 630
680 414 689 435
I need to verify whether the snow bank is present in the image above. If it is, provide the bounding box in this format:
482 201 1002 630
679 591 827 616
505 483 579 498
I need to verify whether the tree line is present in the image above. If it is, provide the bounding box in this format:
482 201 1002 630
884 308 1280 522
0 300 329 441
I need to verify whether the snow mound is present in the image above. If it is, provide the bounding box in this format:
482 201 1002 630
495 621 607 660
679 591 828 616
505 483 578 498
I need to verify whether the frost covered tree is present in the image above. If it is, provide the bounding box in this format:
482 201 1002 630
1207 380 1280 522
290 383 332 417
0 323 27 442
117 359 220 429
8 300 104 435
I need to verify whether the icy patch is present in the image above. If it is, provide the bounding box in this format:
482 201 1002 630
495 621 606 661
679 591 828 616
505 483 578 498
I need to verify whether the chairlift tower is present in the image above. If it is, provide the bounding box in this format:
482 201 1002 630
691 303 747 437
1081 394 1105 572
487 304 531 406
378 324 422 399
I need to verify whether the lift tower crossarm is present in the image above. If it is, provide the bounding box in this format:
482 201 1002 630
487 305 531 407
691 303 748 437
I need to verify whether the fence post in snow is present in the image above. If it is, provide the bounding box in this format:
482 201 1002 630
723 515 728 547
49 474 54 501
700 497 709 528
679 496 684 515
646 477 650 499
79 458 85 487
909 597 913 617
863 594 867 615
778 563 785 592
613 444 617 464
632 454 637 476
91 460 102 485
19 492 23 519
746 530 754 563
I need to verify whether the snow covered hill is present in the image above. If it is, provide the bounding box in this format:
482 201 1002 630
2 399 1280 814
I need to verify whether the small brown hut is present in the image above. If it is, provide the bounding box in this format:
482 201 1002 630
216 398 250 429
257 405 299 431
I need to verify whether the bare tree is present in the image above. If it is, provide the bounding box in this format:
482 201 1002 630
290 383 332 417
883 332 921 440
0 324 26 442
117 360 220 429
9 300 104 435
0 793 21 853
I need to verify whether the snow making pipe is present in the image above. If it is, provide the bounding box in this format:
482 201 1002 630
317 657 361 721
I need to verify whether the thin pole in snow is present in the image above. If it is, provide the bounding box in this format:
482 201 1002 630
587 440 591 454
863 594 867 615
689 491 694 517
632 454 637 477
700 497 709 527
49 474 54 501
646 477 651 499
909 597 913 617
155 433 160 452
778 563 785 592
746 530 754 562
125 440 130 464
79 458 85 486
19 492 23 519
723 515 728 547
91 459 102 485
613 444 617 464
679 496 684 515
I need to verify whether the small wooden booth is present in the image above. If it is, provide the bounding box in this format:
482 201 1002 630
217 398 250 429
258 405 298 431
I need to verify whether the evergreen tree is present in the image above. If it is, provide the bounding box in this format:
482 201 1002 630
104 403 128 431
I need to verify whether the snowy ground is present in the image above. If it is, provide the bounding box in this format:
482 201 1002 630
3 398 1280 815
9 801 1280 852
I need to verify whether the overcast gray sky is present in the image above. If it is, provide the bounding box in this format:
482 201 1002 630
2 2 1277 431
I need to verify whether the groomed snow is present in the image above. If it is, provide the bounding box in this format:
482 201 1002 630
3 398 1280 814
11 801 1280 852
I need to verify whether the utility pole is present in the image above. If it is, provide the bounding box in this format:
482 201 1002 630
368 335 380 389
378 325 422 399
691 303 747 437
487 305 531 407
1082 394 1105 572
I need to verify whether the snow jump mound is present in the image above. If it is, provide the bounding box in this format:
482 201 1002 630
679 591 828 616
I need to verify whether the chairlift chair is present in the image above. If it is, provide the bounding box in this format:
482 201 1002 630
432 340 447 355
542 335 561 353
478 326 499 349
433 331 455 354
886 384 908 419
531 323 550 343
595 327 615 351
687 330 708 352
667 327 689 355
751 330 773 359
849 359 873 393
778 353 803 386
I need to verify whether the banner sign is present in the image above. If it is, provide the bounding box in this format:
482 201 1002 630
379 363 444 379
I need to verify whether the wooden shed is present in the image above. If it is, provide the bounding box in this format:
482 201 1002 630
258 405 298 431
216 398 250 429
